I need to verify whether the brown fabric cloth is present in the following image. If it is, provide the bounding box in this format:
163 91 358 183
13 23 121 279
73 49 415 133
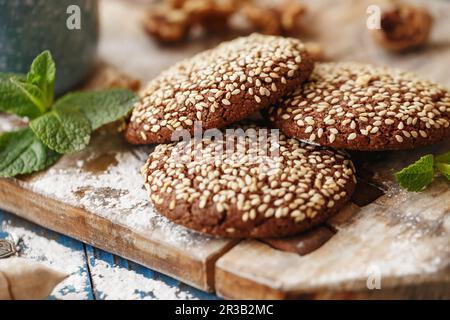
0 257 67 300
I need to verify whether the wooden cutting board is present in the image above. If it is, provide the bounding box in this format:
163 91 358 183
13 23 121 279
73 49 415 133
1 0 449 298
214 0 450 299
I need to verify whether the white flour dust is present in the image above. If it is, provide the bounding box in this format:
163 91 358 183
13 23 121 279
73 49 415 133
27 146 208 247
1 220 196 300
90 260 195 300
2 220 89 300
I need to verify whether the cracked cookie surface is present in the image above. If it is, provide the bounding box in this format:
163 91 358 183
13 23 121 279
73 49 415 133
141 123 356 238
266 62 450 151
125 34 314 145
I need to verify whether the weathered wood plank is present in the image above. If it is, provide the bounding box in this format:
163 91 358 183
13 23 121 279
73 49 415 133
1 0 449 299
1 209 219 300
216 137 450 299
217 182 450 299
0 0 239 291
0 170 235 292
86 245 218 299
0 60 236 292
215 0 450 299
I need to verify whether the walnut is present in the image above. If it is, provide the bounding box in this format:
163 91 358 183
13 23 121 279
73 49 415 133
143 0 238 43
143 5 191 43
373 4 433 51
241 0 306 36
187 0 237 34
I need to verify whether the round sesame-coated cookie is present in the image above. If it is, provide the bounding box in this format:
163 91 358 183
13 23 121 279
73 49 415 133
141 124 356 238
266 62 450 151
125 34 314 144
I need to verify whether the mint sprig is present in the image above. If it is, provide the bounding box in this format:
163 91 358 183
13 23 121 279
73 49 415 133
395 151 450 191
53 89 138 130
10 78 49 114
0 128 60 177
435 151 450 180
27 50 56 108
0 73 41 119
0 51 138 177
30 108 92 154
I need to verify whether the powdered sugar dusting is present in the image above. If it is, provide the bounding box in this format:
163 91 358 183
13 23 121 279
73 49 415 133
0 113 27 132
90 260 195 300
23 129 216 249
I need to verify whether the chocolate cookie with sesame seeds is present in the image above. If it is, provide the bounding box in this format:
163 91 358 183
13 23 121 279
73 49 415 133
266 62 450 151
125 34 314 144
141 123 356 238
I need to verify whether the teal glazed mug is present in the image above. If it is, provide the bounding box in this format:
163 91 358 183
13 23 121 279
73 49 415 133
0 0 99 94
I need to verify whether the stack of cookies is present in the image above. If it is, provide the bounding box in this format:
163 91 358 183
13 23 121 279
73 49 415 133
125 34 450 238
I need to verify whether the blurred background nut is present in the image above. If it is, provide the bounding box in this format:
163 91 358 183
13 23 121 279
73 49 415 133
241 0 306 36
143 6 191 43
304 41 325 61
185 0 237 33
143 0 238 43
192 0 237 33
372 4 433 51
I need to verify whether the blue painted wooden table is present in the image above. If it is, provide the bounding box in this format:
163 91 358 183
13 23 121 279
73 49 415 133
0 209 218 300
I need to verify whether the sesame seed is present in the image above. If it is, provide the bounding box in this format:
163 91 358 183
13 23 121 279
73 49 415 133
128 34 312 141
305 117 315 125
267 61 450 149
142 123 356 236
317 128 324 138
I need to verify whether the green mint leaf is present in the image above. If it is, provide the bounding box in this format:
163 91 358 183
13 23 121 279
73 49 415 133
435 151 450 165
0 128 60 177
0 73 41 118
10 77 47 114
29 109 92 154
435 151 450 181
436 163 450 180
53 89 138 130
27 50 56 108
395 154 435 192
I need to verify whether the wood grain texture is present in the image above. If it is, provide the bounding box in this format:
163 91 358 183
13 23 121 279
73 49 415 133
1 0 450 299
216 176 450 299
0 60 235 292
215 0 450 299
0 0 239 293
0 123 236 291
85 244 220 299
0 210 219 299
0 211 94 300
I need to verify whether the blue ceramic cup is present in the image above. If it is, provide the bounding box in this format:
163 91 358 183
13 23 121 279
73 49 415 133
0 0 99 94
